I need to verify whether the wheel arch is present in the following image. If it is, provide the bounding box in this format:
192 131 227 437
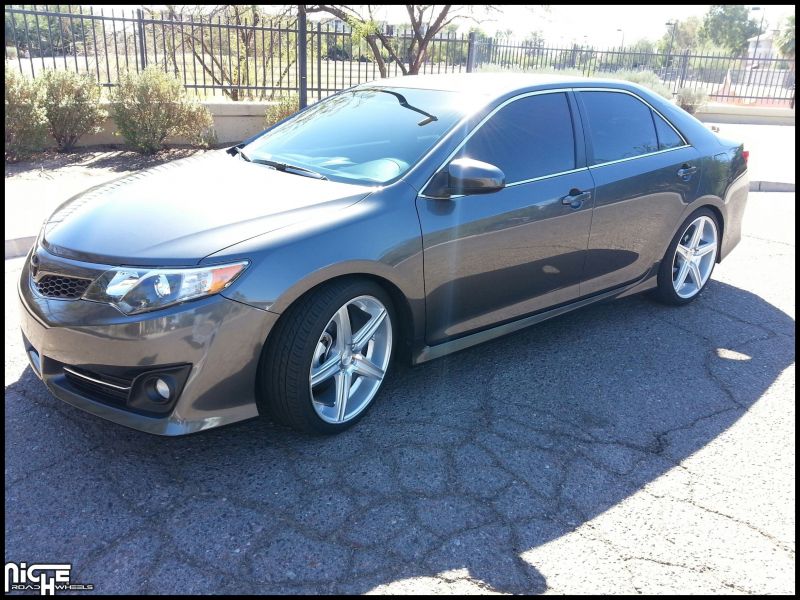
673 200 726 264
701 203 725 262
263 271 419 365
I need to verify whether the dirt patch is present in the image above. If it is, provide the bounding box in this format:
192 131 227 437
5 147 213 179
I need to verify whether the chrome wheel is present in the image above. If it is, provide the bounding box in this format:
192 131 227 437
672 215 718 299
309 295 392 424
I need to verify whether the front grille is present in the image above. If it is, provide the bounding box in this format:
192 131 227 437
63 367 132 406
33 274 92 299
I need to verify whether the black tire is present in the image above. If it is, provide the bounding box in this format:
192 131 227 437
653 207 720 306
258 278 396 434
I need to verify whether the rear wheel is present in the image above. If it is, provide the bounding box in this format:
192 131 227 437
654 208 719 305
259 279 395 434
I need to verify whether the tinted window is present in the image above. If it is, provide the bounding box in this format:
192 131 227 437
580 91 659 164
243 88 470 184
653 111 685 150
457 93 575 182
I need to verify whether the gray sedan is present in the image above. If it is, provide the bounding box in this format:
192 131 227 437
18 74 749 435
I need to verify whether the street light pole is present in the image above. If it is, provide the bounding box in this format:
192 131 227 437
665 21 678 83
747 7 766 88
751 7 766 62
617 28 625 49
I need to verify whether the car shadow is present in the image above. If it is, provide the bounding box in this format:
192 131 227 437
4 279 794 594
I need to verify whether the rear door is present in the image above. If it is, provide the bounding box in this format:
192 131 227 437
575 89 702 296
416 91 595 345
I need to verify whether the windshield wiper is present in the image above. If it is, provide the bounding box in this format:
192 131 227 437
233 145 251 161
235 148 327 180
374 89 438 126
251 158 328 180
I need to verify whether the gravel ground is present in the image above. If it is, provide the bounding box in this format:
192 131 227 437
4 192 795 594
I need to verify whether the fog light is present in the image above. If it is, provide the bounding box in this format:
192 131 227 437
155 378 171 400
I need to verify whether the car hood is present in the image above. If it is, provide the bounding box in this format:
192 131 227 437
41 151 374 266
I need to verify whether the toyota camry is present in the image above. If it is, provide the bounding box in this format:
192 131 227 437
19 74 749 435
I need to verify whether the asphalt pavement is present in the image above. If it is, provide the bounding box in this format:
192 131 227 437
4 192 795 594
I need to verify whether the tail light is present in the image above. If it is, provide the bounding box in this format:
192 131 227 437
742 149 749 165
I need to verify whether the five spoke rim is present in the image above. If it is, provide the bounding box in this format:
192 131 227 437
672 215 718 299
309 296 392 424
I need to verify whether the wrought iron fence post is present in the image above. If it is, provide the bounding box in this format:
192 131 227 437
297 6 308 108
136 9 147 70
466 31 477 72
678 49 690 90
317 23 322 101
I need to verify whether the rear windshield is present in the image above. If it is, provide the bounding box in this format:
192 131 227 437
243 87 470 184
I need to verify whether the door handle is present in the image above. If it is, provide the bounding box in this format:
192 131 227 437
561 189 591 209
677 164 698 181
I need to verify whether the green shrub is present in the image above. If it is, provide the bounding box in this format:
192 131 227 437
5 69 47 160
40 70 107 151
111 67 213 154
676 87 708 115
6 46 18 59
265 95 299 127
611 70 673 100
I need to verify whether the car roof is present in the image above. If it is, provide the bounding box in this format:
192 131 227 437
352 72 717 151
358 72 624 96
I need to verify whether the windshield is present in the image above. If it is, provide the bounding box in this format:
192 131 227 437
242 87 470 185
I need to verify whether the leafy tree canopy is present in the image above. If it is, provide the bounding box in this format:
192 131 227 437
700 5 761 54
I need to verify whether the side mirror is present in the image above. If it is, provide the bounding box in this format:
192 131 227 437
424 157 506 198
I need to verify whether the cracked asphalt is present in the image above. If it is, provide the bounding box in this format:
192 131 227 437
4 192 795 594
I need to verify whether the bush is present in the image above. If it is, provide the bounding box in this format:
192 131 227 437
265 95 299 127
6 46 18 59
5 69 47 160
111 67 213 154
611 70 673 100
676 87 708 115
40 70 107 151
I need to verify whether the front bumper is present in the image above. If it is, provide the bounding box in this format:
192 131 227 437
18 256 279 435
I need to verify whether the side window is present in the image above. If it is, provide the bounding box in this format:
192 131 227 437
458 93 575 182
652 111 685 150
579 91 659 164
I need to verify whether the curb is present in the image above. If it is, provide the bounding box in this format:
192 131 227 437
749 181 796 192
4 182 794 261
5 237 35 260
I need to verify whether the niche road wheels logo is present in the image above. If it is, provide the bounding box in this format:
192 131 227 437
5 562 94 595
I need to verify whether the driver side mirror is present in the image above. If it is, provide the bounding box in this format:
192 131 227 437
424 157 506 198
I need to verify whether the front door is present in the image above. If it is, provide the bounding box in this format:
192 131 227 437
416 91 595 345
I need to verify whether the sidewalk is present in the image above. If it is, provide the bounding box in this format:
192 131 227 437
4 123 796 258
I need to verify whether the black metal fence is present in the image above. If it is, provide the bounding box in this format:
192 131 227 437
5 5 795 107
474 40 795 107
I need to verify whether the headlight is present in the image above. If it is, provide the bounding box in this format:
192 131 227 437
83 261 248 315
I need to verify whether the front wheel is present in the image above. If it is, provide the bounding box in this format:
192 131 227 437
653 208 720 305
259 279 395 434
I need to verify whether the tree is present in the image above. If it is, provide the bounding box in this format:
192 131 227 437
5 5 101 57
302 5 492 76
776 14 795 61
656 16 702 53
163 5 294 101
777 14 795 88
629 38 655 54
700 5 761 54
